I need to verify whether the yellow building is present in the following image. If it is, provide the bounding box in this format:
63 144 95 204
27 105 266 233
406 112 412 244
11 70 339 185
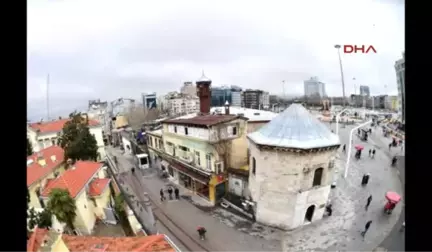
27 146 67 210
148 110 249 205
27 228 181 252
40 161 113 235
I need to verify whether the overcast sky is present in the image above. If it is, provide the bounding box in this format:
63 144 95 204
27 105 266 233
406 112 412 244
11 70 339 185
27 0 404 120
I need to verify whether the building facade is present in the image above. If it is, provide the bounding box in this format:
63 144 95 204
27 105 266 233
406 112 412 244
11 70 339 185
242 89 270 109
231 85 242 107
211 87 232 107
166 95 200 116
180 81 197 97
142 93 157 109
359 85 370 97
27 118 106 160
304 77 327 97
395 52 405 123
247 104 340 230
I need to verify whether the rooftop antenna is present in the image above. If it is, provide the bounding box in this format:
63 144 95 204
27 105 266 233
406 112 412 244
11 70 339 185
46 74 50 121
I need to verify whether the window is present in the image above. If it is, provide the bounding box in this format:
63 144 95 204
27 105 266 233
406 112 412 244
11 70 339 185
185 127 189 135
232 126 237 136
174 126 177 133
51 138 56 146
252 157 256 175
312 168 324 187
195 151 201 165
215 162 223 174
147 137 152 147
179 146 189 152
206 153 212 170
247 148 250 165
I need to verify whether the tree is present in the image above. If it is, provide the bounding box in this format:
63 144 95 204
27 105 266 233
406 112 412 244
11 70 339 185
125 104 160 131
58 112 98 161
27 137 33 156
47 188 77 232
36 209 53 229
27 207 39 230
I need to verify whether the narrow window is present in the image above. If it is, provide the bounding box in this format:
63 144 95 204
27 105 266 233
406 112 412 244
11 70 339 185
312 168 324 187
174 126 177 133
185 127 189 135
252 157 256 175
232 126 237 135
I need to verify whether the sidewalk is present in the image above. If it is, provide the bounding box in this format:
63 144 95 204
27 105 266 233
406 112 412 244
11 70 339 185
107 146 282 252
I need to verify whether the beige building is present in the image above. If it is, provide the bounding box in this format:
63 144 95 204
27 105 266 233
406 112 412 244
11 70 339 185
247 104 340 230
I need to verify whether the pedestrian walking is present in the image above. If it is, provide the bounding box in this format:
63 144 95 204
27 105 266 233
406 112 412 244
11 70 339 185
160 189 165 202
388 143 392 151
361 173 370 186
368 149 372 157
174 188 180 200
372 149 376 158
399 221 405 232
365 195 372 210
361 220 373 237
197 226 207 240
131 167 135 174
342 144 346 152
167 187 173 200
114 156 118 165
325 204 333 216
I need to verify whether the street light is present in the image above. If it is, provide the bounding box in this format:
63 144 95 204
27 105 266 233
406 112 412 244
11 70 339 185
334 45 346 107
336 108 349 135
344 120 373 178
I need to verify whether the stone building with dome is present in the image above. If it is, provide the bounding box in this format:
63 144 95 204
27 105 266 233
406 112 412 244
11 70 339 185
247 103 340 230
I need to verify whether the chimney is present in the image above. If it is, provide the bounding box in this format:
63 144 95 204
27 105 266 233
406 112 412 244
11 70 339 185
224 101 230 115
196 71 212 115
50 155 56 162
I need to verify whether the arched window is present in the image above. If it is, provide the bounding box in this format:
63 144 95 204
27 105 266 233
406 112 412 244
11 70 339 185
312 168 324 187
252 157 256 175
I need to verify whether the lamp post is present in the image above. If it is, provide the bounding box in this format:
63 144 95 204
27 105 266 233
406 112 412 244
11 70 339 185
334 45 346 107
336 108 349 135
344 120 373 178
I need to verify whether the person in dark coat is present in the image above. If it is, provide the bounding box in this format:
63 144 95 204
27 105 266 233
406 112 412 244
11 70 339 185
365 195 372 210
372 149 376 158
131 167 135 174
361 173 370 186
342 144 346 152
325 204 333 216
392 156 397 166
174 188 180 199
361 220 372 237
167 187 173 200
368 149 372 157
197 226 207 240
160 189 165 202
388 143 392 150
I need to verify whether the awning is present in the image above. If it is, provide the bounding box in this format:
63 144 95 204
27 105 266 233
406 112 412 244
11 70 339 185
161 160 169 168
169 162 210 184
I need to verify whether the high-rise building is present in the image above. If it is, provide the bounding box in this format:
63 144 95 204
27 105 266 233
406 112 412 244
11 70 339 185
304 77 327 97
359 86 370 96
180 82 196 97
230 85 242 107
242 89 269 109
395 52 405 123
211 87 232 107
142 93 157 109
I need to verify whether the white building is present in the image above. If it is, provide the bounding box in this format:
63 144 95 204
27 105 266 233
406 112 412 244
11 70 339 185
180 82 197 97
247 104 340 230
262 92 270 109
304 77 327 97
167 95 200 116
395 52 405 123
231 85 243 107
27 118 106 160
87 100 110 134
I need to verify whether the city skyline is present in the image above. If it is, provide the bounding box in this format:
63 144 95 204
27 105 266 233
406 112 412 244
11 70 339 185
27 0 404 119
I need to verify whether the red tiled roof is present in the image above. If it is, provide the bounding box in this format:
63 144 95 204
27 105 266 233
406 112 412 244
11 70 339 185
27 146 65 187
41 161 102 198
62 234 176 252
163 114 239 126
27 228 49 252
29 118 100 133
88 178 111 197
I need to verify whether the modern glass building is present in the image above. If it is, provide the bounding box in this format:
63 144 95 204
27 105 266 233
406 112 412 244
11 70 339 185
211 87 232 107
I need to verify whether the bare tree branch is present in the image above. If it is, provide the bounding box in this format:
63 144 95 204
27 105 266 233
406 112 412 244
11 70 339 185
125 104 161 130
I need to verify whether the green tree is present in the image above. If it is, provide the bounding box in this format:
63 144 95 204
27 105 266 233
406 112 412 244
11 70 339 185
58 112 98 162
27 137 33 156
36 209 53 229
47 188 77 232
27 207 39 230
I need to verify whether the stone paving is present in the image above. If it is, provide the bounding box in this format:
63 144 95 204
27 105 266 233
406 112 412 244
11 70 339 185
105 121 403 252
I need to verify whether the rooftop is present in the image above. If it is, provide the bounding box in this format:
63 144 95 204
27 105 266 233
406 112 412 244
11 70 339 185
41 161 102 198
148 129 163 136
248 104 340 149
88 178 111 197
162 114 240 126
27 146 65 187
27 228 176 252
210 106 277 122
29 118 100 134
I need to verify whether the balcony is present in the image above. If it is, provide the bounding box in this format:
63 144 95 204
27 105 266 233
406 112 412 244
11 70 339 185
177 150 193 163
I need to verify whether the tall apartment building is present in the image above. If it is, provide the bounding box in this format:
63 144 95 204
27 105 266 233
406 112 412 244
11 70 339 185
242 89 270 109
230 85 242 107
210 85 242 107
166 94 199 116
395 52 405 123
359 86 370 96
304 77 327 97
180 81 197 97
